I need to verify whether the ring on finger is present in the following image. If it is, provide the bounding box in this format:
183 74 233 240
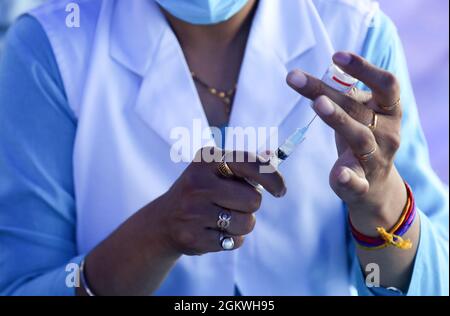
367 111 378 132
217 210 232 231
219 233 235 251
357 147 377 162
217 154 234 178
380 98 400 111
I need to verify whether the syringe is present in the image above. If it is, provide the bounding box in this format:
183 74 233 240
244 64 358 190
266 64 359 168
268 116 317 167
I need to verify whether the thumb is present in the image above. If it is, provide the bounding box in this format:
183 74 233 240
330 150 369 202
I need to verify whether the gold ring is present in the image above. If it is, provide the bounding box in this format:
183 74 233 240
217 155 234 178
357 147 377 162
367 111 378 132
380 98 400 111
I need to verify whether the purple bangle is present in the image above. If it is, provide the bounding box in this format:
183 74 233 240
353 238 386 248
351 182 417 248
394 205 417 237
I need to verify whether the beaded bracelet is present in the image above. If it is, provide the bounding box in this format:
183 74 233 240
349 182 416 251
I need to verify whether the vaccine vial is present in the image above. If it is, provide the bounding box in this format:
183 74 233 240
322 63 358 93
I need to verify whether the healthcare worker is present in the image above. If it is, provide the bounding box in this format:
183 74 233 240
0 0 448 296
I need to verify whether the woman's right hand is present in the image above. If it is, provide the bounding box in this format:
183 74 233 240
157 147 287 256
80 147 286 295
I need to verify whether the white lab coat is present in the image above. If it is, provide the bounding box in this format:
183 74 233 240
31 0 379 295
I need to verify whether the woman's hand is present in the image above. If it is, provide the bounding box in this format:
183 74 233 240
286 52 406 236
158 147 287 256
286 52 420 290
81 147 285 296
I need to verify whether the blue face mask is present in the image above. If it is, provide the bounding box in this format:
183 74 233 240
156 0 249 25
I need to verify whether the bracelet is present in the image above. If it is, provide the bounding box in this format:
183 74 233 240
349 182 416 251
80 258 97 296
351 196 412 248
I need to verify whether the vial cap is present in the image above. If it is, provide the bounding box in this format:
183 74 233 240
323 64 358 93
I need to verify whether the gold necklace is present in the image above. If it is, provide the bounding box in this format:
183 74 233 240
191 71 237 114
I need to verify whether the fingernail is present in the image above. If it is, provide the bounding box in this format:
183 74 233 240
314 96 335 116
287 70 308 88
338 169 351 184
275 186 287 198
333 52 352 65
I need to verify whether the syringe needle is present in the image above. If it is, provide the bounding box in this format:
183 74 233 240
305 114 317 129
296 114 317 143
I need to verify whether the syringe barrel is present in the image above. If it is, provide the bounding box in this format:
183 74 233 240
267 64 358 170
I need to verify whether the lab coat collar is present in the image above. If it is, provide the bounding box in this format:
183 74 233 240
110 0 167 77
250 0 317 64
226 0 317 150
110 0 316 76
109 0 318 160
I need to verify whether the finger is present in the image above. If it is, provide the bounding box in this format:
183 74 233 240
344 88 402 157
210 177 262 213
333 52 401 115
331 166 370 201
224 151 287 198
313 96 378 165
347 87 372 104
204 207 256 236
194 146 224 164
287 69 373 124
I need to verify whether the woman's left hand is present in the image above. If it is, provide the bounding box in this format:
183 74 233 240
287 52 406 236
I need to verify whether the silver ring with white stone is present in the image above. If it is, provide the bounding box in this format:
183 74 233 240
220 233 235 251
217 211 232 231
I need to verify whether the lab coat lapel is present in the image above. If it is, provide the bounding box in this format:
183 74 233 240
110 0 213 162
109 0 335 159
228 0 330 150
